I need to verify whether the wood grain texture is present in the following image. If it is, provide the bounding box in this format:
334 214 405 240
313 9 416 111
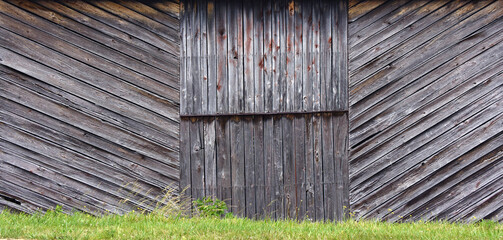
0 0 180 215
348 0 503 222
180 0 349 221
180 0 348 116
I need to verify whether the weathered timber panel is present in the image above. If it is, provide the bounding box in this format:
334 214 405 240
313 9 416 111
180 0 349 116
0 0 180 214
182 113 348 220
348 0 503 222
180 0 349 221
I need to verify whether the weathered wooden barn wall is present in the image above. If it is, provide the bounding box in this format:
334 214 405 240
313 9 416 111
180 0 349 220
348 0 503 222
0 0 180 214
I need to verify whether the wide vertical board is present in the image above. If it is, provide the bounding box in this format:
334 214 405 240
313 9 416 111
0 0 180 214
348 0 503 222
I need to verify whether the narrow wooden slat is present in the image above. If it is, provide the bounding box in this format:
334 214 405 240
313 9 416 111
304 114 315 219
180 0 188 115
282 115 295 218
311 0 321 111
294 115 306 219
207 0 217 114
263 1 273 113
319 0 331 110
263 116 275 217
293 0 303 112
254 116 266 218
243 0 255 113
215 0 228 113
272 0 281 112
227 0 243 114
180 120 191 196
312 114 324 220
302 0 313 112
333 113 349 220
244 117 256 218
230 117 245 216
322 113 335 220
333 0 348 111
190 119 204 200
254 0 265 113
203 118 217 196
285 0 295 111
273 116 284 218
216 118 231 208
200 0 208 114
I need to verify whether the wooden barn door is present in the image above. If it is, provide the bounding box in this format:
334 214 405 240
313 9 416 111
180 0 349 221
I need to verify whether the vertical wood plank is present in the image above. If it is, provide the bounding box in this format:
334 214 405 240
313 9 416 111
294 115 306 219
200 0 208 114
180 120 191 196
190 119 204 200
272 0 281 112
302 0 313 112
216 118 231 207
230 117 245 216
244 0 255 113
322 113 335 220
286 0 295 111
254 116 266 218
227 0 244 114
319 0 331 111
204 118 217 197
282 115 295 218
207 0 217 114
294 0 303 112
273 116 284 218
180 0 187 115
263 116 275 217
191 0 201 115
304 114 315 219
333 113 348 221
333 0 348 110
254 0 265 113
216 0 228 114
264 1 273 112
312 0 321 111
313 113 324 220
244 117 256 218
185 0 194 114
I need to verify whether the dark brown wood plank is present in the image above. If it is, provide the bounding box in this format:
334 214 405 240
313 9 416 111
285 0 295 111
311 0 321 111
263 0 273 113
293 0 303 112
321 113 335 220
319 0 331 110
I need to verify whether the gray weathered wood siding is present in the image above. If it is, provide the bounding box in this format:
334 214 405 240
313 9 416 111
180 0 349 221
348 0 503 222
0 0 180 214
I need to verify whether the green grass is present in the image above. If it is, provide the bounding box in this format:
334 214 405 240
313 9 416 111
0 210 502 239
